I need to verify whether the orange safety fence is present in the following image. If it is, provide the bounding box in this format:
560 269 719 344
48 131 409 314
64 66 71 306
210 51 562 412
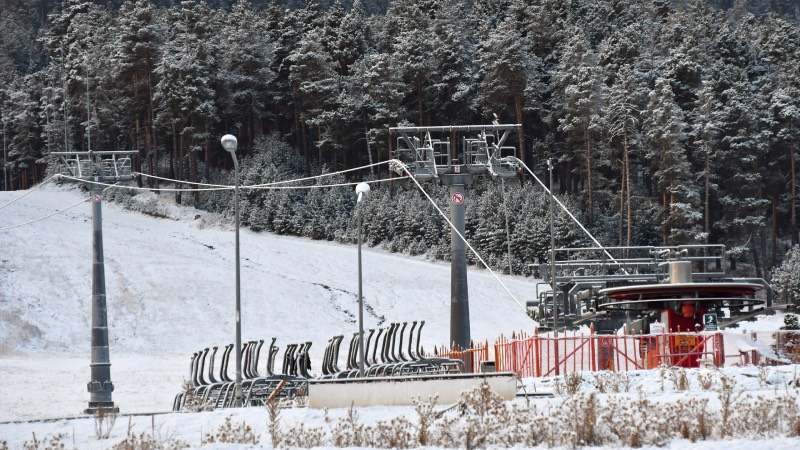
493 330 727 377
438 340 491 374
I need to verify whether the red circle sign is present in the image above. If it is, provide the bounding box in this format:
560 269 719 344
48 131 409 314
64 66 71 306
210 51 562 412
92 194 101 202
451 192 465 205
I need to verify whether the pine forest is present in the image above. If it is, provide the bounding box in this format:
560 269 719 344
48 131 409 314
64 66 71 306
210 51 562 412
1 0 799 281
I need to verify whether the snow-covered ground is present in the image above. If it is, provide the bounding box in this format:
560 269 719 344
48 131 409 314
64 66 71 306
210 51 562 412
1 183 798 449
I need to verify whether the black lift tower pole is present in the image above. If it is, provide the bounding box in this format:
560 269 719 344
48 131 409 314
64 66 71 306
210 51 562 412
53 150 136 414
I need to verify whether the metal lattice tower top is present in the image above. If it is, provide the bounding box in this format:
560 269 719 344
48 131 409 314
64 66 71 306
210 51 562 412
52 150 137 182
389 124 521 180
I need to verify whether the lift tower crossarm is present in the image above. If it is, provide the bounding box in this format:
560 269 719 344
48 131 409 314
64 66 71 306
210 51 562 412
390 124 521 133
52 150 137 182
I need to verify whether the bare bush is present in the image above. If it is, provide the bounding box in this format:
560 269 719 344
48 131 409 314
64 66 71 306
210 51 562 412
20 433 66 450
668 367 690 391
279 422 325 448
265 396 282 447
717 375 742 437
366 417 416 448
202 416 259 445
93 407 118 439
554 372 583 396
112 420 188 450
413 395 438 446
329 405 368 447
177 380 210 412
562 393 599 446
697 371 715 390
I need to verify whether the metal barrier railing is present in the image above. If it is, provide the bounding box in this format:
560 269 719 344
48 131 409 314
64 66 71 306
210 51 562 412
493 330 728 377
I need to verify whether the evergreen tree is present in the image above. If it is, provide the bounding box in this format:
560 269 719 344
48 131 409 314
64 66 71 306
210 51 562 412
693 79 724 250
153 0 221 203
643 77 701 245
384 0 435 125
42 0 114 154
714 79 770 271
772 245 800 307
349 52 407 167
426 0 478 125
287 30 339 169
111 0 162 179
2 77 43 189
603 64 641 247
475 16 539 162
218 0 275 159
551 25 603 226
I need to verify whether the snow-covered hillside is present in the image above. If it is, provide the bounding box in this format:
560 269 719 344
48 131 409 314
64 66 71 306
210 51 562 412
0 182 537 420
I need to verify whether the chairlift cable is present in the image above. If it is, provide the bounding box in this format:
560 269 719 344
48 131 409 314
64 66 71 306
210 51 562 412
511 157 623 269
0 174 61 211
391 159 526 312
0 179 117 230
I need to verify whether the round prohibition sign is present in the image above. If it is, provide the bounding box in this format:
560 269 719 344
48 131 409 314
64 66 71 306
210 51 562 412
92 194 102 202
451 191 465 205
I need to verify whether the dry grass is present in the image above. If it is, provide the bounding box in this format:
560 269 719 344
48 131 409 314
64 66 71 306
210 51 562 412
201 416 259 445
18 433 66 450
271 378 800 449
697 370 715 390
594 371 631 393
18 371 800 450
112 418 188 450
554 372 584 396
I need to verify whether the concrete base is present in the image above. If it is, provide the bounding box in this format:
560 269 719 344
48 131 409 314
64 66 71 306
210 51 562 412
308 372 517 408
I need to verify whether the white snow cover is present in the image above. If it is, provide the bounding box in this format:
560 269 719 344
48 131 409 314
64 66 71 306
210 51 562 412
1 183 799 449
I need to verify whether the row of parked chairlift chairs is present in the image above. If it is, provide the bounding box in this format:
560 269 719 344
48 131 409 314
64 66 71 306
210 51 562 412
173 321 466 411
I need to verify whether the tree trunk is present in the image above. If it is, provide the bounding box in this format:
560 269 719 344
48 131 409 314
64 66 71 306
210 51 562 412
147 56 158 191
364 119 374 177
750 236 762 279
619 185 624 247
663 191 668 245
172 121 181 204
204 124 210 181
584 117 593 226
705 145 711 245
135 116 142 173
299 112 309 176
417 78 424 127
514 92 525 167
317 124 322 169
772 195 778 270
792 141 797 246
623 133 632 247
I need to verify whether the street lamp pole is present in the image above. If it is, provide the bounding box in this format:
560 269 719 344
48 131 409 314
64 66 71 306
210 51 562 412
221 134 242 407
355 182 370 377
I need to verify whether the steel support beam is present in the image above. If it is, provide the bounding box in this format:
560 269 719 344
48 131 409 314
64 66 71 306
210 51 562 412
441 168 473 350
85 182 117 414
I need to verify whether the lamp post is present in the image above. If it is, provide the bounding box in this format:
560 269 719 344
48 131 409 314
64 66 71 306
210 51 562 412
221 134 242 407
355 182 370 377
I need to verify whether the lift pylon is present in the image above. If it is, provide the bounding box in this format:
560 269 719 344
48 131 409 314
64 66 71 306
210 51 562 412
53 150 137 415
389 124 523 350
